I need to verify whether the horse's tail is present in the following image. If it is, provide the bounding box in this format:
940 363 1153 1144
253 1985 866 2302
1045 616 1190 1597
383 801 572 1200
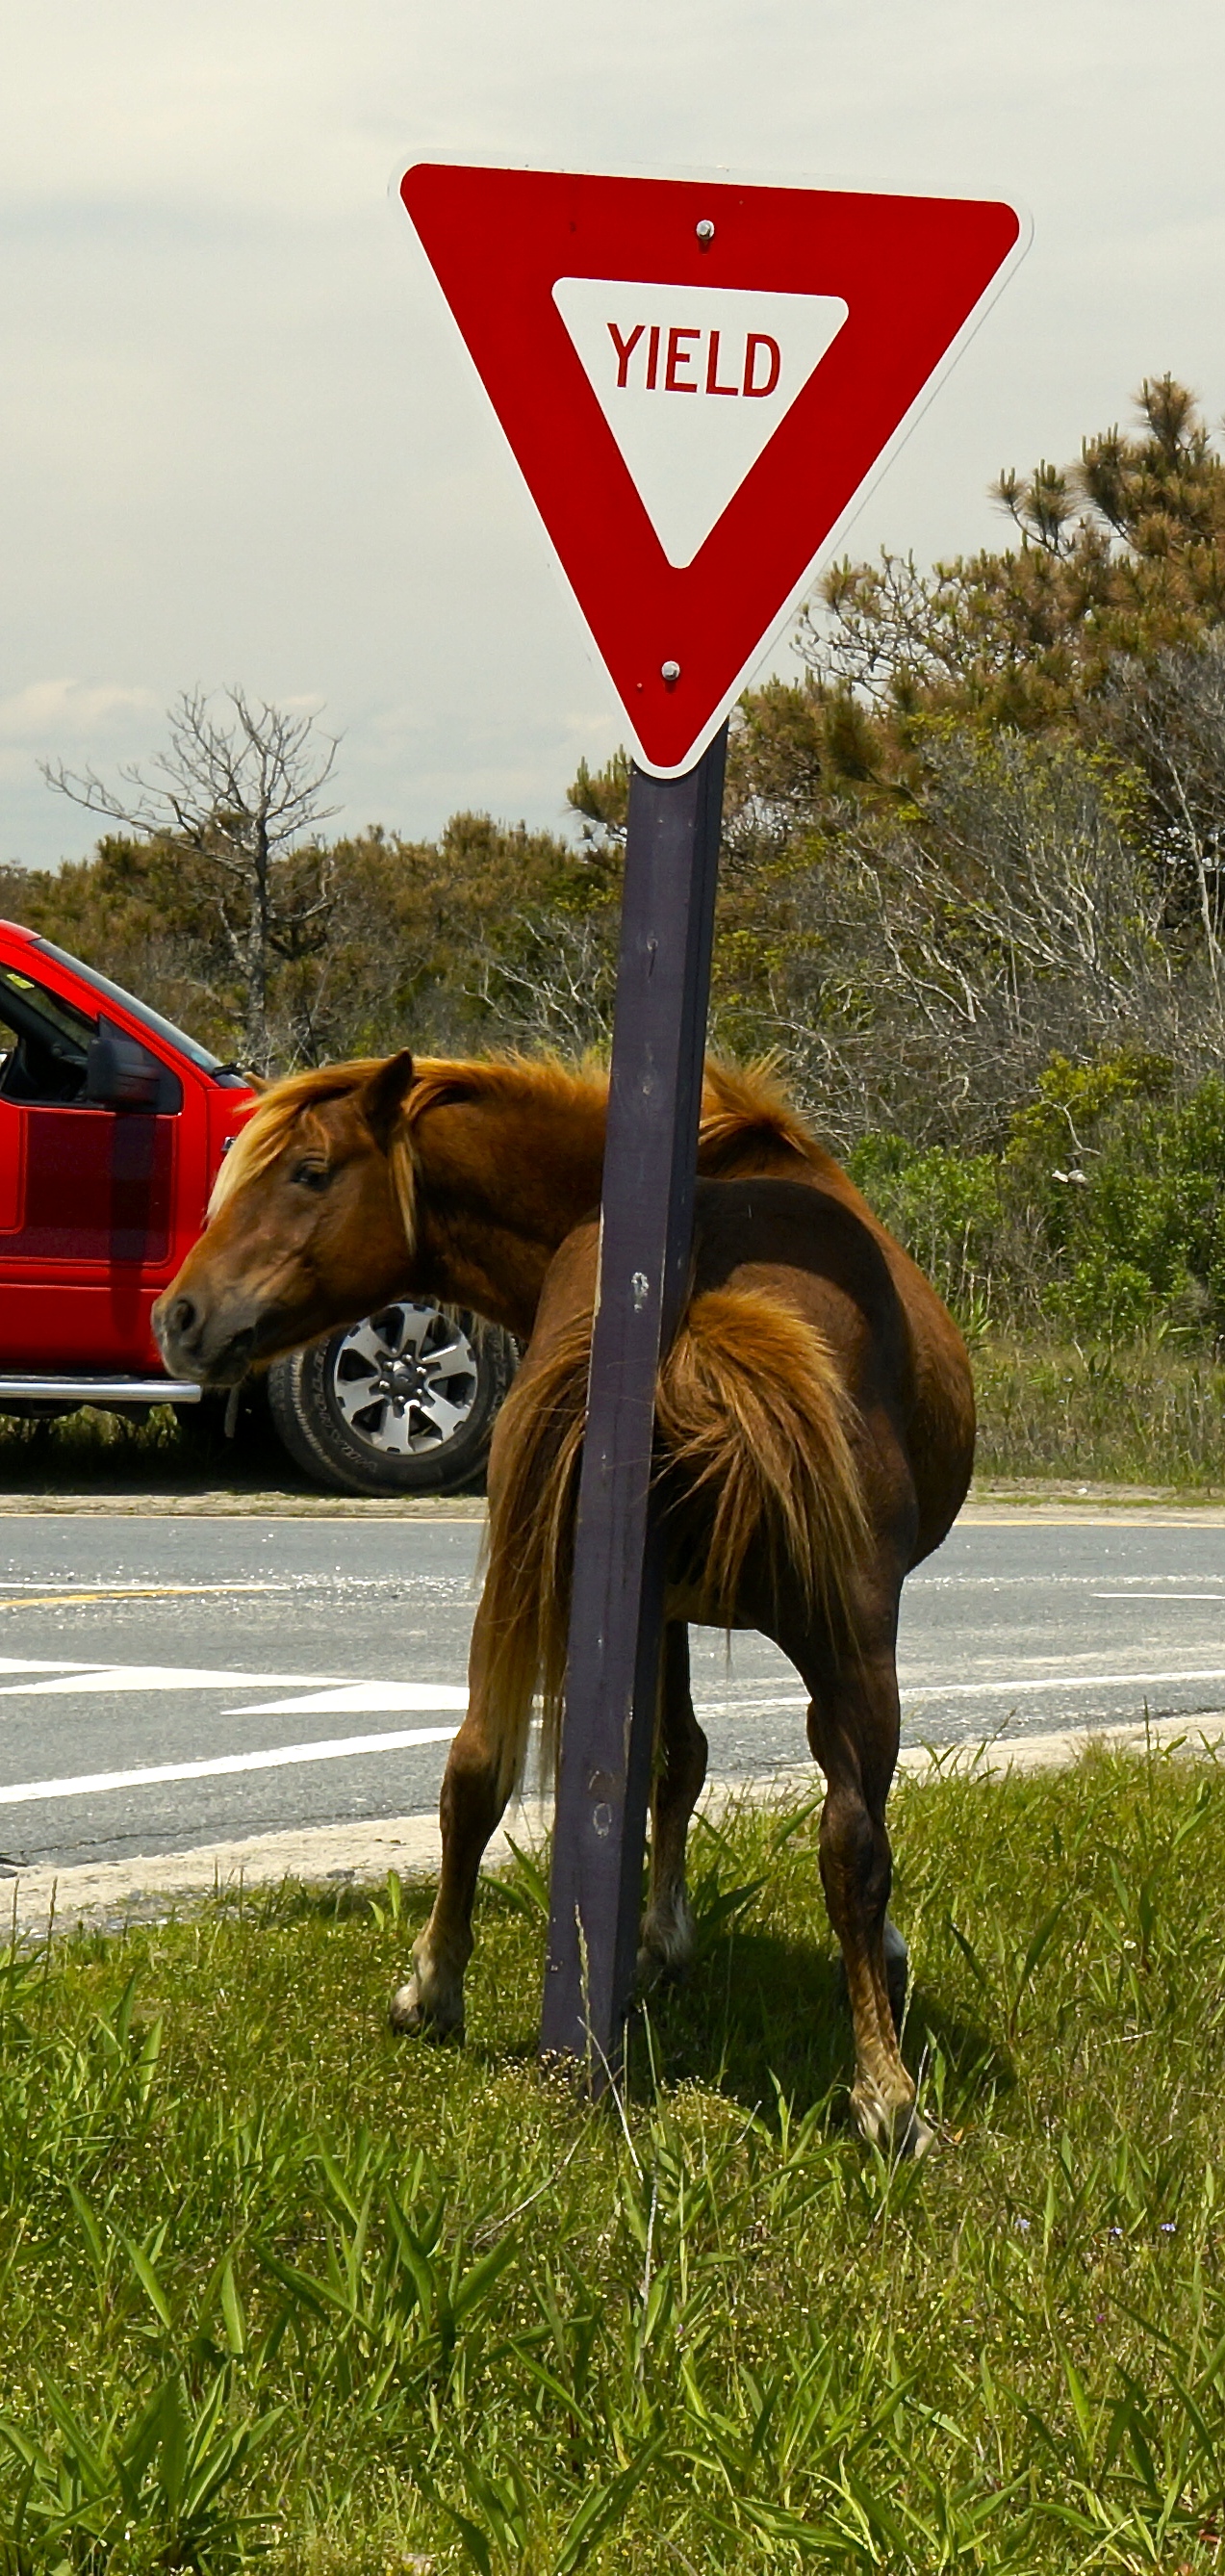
654 1289 870 1648
475 1318 592 1803
476 1291 870 1798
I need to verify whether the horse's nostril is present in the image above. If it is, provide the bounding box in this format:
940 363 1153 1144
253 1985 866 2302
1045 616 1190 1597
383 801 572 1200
169 1297 197 1337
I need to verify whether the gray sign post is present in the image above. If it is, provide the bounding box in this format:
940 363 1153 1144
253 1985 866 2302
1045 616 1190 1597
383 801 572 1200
539 725 727 2078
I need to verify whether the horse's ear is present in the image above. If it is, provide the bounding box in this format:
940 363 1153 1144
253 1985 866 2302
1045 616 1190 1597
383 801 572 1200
358 1049 416 1153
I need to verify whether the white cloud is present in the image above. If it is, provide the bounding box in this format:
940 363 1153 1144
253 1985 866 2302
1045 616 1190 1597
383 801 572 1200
0 682 158 745
0 0 1223 867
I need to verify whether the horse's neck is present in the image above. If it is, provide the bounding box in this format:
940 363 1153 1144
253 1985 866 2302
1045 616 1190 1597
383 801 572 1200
412 1087 607 1337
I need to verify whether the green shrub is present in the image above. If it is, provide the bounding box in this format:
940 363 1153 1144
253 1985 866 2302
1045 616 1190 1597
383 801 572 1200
846 1133 1003 1313
1006 1060 1225 1330
1043 1251 1163 1341
850 1059 1225 1348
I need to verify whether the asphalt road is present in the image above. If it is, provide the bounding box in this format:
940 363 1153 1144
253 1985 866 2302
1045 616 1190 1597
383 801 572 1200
0 1510 1221 1873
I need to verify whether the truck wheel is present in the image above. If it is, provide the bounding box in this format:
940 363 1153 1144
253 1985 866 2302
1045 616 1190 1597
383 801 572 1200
266 1302 516 1498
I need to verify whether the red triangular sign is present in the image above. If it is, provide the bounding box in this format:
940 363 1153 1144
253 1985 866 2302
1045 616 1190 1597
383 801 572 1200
399 164 1025 775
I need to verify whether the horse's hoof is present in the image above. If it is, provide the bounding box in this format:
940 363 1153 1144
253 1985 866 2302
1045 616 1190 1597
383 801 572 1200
893 2102 935 2160
636 1894 696 1995
850 2078 934 2161
389 1971 465 2043
635 1942 685 1997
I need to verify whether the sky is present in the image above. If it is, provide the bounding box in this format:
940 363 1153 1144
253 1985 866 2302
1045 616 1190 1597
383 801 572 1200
2 0 1223 870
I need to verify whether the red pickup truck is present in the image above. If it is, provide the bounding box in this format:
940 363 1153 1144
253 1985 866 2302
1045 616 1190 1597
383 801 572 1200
0 921 512 1493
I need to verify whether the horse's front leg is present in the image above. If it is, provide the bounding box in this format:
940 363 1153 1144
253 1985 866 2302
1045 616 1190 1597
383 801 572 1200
390 1594 511 2040
638 1620 708 1987
804 1638 933 2160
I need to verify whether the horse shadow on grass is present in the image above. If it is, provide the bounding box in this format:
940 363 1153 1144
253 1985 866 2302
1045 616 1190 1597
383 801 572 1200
625 1920 1014 2131
467 1859 1012 2133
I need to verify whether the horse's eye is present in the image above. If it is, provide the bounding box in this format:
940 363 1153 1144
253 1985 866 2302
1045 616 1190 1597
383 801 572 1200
290 1160 331 1193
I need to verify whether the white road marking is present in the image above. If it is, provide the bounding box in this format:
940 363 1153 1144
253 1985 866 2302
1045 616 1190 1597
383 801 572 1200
698 1665 1225 1718
0 1659 99 1676
695 1694 808 1717
905 1666 1225 1699
0 1642 1223 1818
912 1573 1225 1589
0 1666 342 1698
0 1726 463 1806
0 1662 470 1713
224 1682 472 1716
1093 1593 1225 1604
0 1648 1220 1727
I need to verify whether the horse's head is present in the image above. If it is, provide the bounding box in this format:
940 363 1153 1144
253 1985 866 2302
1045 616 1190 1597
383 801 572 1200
154 1051 418 1385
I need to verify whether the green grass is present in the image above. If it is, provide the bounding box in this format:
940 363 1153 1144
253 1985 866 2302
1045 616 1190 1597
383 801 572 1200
0 1400 301 1497
6 1746 1225 2571
0 1404 184 1485
973 1335 1225 1491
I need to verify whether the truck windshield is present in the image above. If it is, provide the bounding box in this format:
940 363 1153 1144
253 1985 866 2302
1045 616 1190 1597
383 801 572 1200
30 938 249 1085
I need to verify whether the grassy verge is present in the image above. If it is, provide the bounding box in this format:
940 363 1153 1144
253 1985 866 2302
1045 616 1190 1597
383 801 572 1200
972 1334 1225 1491
0 1398 303 1497
5 1746 1225 2571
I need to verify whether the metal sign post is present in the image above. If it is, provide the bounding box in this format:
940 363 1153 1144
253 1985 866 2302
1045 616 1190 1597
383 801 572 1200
539 727 727 2076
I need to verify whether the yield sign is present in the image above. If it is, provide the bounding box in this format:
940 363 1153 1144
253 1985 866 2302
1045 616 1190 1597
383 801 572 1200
399 164 1025 775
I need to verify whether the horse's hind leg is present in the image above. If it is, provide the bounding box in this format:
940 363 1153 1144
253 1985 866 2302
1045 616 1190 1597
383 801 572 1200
639 1621 708 1987
390 1597 514 2040
802 1637 932 2159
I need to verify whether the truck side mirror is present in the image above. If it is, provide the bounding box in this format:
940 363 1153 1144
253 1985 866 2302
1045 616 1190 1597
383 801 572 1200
86 1019 166 1112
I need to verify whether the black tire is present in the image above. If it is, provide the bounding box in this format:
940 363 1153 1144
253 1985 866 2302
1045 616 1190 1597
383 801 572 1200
265 1302 517 1498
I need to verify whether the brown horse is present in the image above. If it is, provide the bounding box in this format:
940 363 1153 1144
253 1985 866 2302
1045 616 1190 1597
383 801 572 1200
154 1051 974 2155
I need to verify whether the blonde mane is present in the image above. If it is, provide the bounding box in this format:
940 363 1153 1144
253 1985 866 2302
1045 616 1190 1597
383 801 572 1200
208 1060 388 1209
698 1055 825 1172
206 1054 609 1253
206 1048 820 1250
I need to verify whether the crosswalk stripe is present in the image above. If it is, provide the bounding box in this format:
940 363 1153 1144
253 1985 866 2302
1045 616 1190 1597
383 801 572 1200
0 1726 463 1806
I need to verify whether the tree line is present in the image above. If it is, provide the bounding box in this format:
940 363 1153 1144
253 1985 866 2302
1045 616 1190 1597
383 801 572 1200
6 374 1225 1349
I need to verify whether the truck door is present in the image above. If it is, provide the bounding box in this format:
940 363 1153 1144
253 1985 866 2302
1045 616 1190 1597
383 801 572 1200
0 963 182 1367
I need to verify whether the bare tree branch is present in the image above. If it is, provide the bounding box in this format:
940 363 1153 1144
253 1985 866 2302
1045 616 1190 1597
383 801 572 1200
43 687 342 1072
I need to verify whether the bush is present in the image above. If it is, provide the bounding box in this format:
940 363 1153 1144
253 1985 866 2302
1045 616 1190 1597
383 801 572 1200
848 1057 1225 1350
1043 1251 1163 1341
846 1135 1003 1315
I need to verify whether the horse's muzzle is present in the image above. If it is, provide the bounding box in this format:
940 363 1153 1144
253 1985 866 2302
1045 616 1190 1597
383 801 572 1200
153 1290 261 1388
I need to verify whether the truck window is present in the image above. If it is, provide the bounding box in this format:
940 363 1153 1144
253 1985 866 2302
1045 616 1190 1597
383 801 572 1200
0 966 94 1105
30 937 244 1082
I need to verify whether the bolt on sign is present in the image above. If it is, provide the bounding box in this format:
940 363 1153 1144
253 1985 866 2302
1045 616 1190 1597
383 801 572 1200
397 164 1028 773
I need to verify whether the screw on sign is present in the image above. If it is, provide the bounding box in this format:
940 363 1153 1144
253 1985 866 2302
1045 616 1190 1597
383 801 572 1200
397 162 1027 2082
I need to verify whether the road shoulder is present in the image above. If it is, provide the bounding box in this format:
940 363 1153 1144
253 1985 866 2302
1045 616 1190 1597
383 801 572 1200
0 1475 1219 1521
9 1707 1224 1945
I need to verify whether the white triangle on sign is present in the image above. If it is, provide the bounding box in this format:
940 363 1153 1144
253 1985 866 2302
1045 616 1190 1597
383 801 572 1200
552 276 850 569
